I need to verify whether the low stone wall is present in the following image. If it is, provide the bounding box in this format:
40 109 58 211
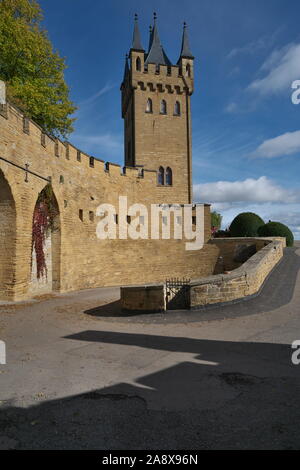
121 284 165 313
210 237 272 273
120 237 286 312
190 237 285 308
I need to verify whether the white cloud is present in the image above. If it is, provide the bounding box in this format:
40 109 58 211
252 130 300 158
225 102 238 113
79 83 116 107
193 176 299 204
227 30 282 60
248 43 300 95
194 178 300 238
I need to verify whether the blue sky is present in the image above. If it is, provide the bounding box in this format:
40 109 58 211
40 0 300 238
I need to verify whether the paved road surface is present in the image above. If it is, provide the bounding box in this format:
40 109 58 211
0 242 300 449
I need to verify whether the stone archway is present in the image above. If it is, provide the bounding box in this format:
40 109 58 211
0 170 16 300
29 184 61 296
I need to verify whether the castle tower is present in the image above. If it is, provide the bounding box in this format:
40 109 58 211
121 14 194 204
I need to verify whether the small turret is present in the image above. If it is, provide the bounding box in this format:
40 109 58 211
177 22 194 85
177 22 194 62
131 13 144 51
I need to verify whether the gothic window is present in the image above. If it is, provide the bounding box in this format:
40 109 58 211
166 167 172 186
158 166 164 185
160 99 167 114
174 101 181 116
136 57 141 71
146 98 152 113
186 63 191 77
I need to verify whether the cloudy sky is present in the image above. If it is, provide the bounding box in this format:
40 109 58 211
40 0 300 238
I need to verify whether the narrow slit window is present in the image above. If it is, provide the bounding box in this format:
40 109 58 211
166 167 172 186
146 98 153 113
158 166 164 185
174 101 181 115
136 57 141 71
160 99 167 114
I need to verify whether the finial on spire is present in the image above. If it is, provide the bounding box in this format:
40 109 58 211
131 13 144 51
153 12 157 22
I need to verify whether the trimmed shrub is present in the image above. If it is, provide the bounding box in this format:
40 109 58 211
229 212 265 237
258 221 294 247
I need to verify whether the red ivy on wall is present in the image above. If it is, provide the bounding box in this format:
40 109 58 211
32 185 58 279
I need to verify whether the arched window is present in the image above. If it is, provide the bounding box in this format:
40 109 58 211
146 98 152 113
160 99 167 114
166 167 172 186
158 166 164 185
136 57 141 71
174 101 180 116
186 63 191 77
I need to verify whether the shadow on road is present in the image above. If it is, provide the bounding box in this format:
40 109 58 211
1 331 300 449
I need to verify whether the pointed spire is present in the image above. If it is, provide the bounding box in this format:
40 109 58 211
145 12 172 66
178 22 194 62
122 53 130 83
132 13 144 51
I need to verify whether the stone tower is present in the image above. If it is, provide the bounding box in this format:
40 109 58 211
121 13 194 204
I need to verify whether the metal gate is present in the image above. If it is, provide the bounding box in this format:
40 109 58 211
165 277 190 310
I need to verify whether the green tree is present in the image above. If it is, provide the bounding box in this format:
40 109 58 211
211 211 222 230
229 212 265 237
258 221 294 247
0 0 76 137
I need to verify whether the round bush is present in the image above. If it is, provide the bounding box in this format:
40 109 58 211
258 221 294 247
229 212 265 237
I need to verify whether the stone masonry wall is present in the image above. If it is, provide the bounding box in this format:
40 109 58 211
0 101 215 301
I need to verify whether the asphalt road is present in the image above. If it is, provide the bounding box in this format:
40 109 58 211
0 242 300 449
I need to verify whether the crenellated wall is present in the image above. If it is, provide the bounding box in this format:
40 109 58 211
0 98 215 301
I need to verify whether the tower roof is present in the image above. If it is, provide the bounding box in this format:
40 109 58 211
145 13 172 67
132 13 144 51
178 22 194 62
